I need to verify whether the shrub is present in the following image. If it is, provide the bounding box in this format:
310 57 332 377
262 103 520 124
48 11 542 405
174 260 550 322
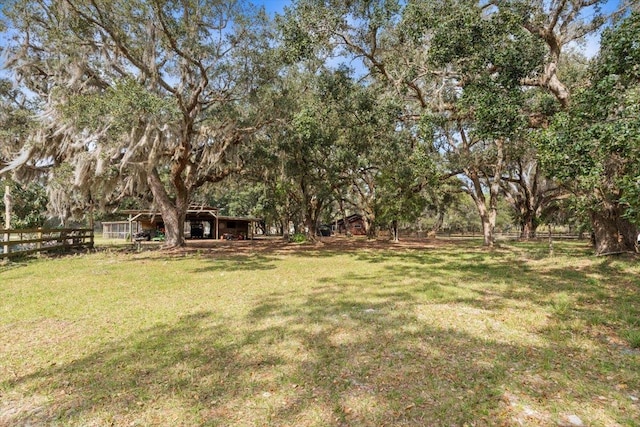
289 233 307 243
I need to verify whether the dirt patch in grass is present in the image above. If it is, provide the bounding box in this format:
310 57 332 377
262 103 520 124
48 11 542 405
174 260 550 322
0 393 50 425
171 235 478 256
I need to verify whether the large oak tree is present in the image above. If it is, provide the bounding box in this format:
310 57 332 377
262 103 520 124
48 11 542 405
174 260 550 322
0 78 46 229
541 11 640 255
0 0 273 247
282 0 626 247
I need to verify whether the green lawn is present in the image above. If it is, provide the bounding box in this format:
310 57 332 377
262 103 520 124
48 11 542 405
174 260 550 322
1 240 639 426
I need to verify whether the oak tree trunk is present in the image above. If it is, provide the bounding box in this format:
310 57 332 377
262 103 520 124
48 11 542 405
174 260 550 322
304 216 318 242
147 169 188 248
364 212 377 239
303 198 323 242
591 207 637 255
390 219 399 242
520 211 537 240
281 217 290 241
480 212 495 247
429 210 445 238
161 205 186 248
473 194 497 247
464 138 503 248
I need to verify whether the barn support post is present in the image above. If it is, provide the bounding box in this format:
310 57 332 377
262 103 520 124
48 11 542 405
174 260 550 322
203 210 218 240
128 213 144 242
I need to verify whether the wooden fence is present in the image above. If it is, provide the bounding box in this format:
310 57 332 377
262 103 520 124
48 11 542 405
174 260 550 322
390 229 585 240
0 228 94 259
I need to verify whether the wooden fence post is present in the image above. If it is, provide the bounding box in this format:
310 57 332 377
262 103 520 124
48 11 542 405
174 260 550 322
2 230 8 257
3 184 10 257
88 211 95 249
37 228 43 251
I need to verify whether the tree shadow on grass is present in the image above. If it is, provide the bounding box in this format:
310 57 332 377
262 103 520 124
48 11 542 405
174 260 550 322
0 304 523 426
190 255 279 273
244 266 639 426
3 311 287 426
2 244 639 426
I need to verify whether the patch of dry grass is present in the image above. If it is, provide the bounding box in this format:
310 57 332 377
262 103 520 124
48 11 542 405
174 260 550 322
0 239 639 426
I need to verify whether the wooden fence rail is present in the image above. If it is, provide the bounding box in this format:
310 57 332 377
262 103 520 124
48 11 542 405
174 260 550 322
392 230 586 240
0 228 94 259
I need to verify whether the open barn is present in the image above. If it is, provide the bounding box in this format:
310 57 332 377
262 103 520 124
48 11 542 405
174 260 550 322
102 206 260 240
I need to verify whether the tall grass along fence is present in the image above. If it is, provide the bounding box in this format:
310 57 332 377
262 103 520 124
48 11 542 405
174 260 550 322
0 228 94 259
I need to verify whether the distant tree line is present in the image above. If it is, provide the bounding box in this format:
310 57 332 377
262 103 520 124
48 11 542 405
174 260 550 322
0 0 637 255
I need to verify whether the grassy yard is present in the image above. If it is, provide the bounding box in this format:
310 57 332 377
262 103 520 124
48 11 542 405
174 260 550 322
0 239 639 426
